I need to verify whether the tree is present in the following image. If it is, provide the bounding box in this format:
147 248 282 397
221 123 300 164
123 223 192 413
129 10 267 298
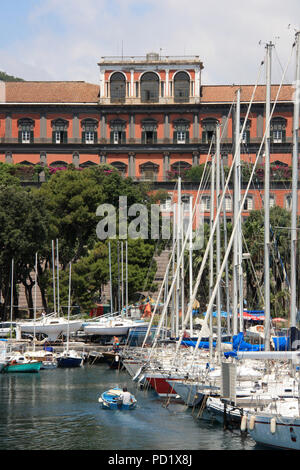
0 186 49 320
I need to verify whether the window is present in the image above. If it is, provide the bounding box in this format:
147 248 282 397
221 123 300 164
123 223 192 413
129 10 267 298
240 119 251 144
18 118 34 144
202 118 219 144
139 162 159 181
81 118 98 144
110 119 126 144
270 117 286 143
224 195 232 212
160 195 173 211
174 71 190 103
200 196 210 212
140 72 159 103
110 72 126 102
51 119 68 144
141 119 158 144
285 194 292 210
243 196 253 211
173 119 190 144
22 131 31 144
110 161 127 176
181 194 192 212
85 131 95 144
177 131 186 144
170 161 191 177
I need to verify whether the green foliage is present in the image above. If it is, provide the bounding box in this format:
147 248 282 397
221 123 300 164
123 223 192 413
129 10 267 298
0 71 24 82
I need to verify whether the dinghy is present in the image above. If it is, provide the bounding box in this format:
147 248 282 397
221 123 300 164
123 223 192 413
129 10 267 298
98 387 137 410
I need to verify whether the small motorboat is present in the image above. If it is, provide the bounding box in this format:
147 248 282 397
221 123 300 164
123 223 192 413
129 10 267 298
3 354 41 373
98 387 137 410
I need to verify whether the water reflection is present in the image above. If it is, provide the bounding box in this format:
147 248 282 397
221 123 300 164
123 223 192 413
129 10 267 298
0 365 256 450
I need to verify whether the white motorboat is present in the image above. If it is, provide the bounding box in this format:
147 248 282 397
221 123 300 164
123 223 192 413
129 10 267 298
18 315 83 341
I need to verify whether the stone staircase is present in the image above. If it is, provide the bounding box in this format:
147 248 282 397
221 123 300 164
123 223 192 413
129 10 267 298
151 248 172 294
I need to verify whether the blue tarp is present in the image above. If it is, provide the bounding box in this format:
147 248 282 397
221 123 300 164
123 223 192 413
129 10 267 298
232 332 265 351
272 335 290 351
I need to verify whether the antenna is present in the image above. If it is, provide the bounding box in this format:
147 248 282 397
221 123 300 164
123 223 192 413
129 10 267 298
121 40 123 59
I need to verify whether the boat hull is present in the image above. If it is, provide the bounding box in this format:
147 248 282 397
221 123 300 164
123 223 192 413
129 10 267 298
3 362 41 373
145 374 184 397
19 320 83 341
249 415 300 450
57 357 83 368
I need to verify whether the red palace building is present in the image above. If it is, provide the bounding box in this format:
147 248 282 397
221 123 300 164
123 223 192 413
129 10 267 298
0 53 298 221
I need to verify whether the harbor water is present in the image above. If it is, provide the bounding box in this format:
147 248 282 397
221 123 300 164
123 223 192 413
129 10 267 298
0 363 259 451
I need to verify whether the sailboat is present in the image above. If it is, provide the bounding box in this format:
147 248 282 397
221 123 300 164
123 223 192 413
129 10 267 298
18 242 82 342
56 262 83 368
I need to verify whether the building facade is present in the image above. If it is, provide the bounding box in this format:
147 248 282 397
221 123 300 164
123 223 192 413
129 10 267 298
0 53 298 219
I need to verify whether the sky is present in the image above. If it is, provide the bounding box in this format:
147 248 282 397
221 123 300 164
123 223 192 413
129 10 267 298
0 0 299 86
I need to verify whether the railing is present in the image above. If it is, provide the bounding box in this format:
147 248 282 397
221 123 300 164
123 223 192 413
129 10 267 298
99 55 201 63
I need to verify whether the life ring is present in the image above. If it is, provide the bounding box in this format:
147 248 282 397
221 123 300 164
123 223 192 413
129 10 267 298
256 325 264 333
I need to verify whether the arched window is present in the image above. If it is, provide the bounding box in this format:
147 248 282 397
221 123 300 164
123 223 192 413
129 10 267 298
174 71 190 102
201 118 219 144
51 118 68 144
110 72 126 102
81 118 98 144
79 161 98 169
139 161 159 181
171 161 192 175
49 161 68 168
18 118 34 144
140 72 159 103
270 117 287 143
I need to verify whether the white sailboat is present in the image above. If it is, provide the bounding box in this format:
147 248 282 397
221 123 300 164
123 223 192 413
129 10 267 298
57 262 83 368
18 242 83 342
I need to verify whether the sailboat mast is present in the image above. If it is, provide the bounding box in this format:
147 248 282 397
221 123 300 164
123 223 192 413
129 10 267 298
233 88 241 335
264 41 273 351
51 240 56 316
209 154 215 363
125 240 128 316
33 252 37 351
56 239 60 316
216 124 222 361
10 258 14 340
290 31 300 328
108 242 113 314
67 262 72 353
189 195 193 336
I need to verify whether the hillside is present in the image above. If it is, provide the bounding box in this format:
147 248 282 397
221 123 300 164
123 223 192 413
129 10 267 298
0 71 24 82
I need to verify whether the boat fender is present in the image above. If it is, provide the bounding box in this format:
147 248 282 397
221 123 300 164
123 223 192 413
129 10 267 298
115 355 119 362
270 417 276 434
249 415 256 431
240 415 247 432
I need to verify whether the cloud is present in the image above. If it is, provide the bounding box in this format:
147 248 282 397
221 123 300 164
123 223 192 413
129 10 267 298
0 0 299 84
